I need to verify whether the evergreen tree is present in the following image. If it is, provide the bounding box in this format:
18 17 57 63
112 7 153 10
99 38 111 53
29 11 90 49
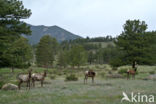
3 37 33 72
0 0 31 67
68 45 87 68
113 20 154 68
36 35 58 67
57 50 68 68
88 51 94 64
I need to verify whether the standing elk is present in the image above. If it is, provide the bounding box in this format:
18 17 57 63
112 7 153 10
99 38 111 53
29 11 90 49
127 62 138 79
84 70 96 84
17 69 32 90
31 70 47 87
127 68 137 79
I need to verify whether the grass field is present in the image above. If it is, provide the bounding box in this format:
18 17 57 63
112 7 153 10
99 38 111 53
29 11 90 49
0 65 156 104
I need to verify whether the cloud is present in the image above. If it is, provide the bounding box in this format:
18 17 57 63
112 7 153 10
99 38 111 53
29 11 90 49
22 0 156 37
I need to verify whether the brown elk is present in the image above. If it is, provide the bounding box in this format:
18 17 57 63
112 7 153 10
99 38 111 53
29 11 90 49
31 70 47 87
17 69 32 90
84 70 96 84
127 68 137 79
127 61 138 79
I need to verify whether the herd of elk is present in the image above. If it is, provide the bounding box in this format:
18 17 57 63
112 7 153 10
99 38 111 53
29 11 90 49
17 69 47 90
84 70 96 84
16 61 138 90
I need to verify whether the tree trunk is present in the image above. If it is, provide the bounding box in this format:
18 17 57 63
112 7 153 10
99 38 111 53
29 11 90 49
132 61 135 69
89 60 92 65
11 67 14 73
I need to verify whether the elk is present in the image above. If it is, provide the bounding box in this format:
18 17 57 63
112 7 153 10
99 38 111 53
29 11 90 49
17 69 32 90
31 70 47 87
127 68 137 79
84 70 96 84
127 61 138 79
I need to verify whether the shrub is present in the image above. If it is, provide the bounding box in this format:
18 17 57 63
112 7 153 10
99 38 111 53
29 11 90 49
103 65 106 69
149 71 155 75
50 75 56 80
118 68 127 74
108 70 112 74
58 73 63 76
112 67 118 71
100 72 106 78
65 74 78 81
0 80 5 89
95 65 100 69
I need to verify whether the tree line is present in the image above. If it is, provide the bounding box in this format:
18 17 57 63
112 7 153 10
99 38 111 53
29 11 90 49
36 19 156 69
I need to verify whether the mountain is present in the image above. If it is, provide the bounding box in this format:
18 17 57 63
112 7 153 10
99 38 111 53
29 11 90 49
25 25 82 44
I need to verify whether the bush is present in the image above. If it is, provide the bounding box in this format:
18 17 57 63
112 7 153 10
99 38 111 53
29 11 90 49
112 67 118 71
100 72 106 78
50 75 56 80
118 68 127 74
149 71 155 75
0 80 5 89
95 65 100 69
65 74 78 81
108 70 112 74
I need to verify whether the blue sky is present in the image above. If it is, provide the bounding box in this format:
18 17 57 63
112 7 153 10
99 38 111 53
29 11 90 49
22 0 156 37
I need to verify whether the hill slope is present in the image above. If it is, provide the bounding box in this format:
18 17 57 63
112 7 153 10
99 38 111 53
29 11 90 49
25 25 82 44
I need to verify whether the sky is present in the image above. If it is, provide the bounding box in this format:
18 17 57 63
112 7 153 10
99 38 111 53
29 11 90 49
22 0 156 38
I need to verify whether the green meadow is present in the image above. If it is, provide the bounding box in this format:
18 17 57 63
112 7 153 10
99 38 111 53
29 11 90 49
0 65 156 104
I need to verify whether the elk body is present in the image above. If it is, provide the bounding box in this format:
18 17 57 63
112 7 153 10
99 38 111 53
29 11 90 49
17 70 32 90
31 70 47 87
127 68 137 79
84 70 96 84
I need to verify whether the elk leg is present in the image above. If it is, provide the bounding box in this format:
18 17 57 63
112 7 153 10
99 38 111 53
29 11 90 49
28 80 30 89
84 76 87 84
33 81 35 87
18 80 22 90
92 77 94 84
41 80 43 87
26 81 29 90
32 79 35 87
86 76 88 84
84 77 86 84
127 72 129 80
133 74 135 79
26 83 28 87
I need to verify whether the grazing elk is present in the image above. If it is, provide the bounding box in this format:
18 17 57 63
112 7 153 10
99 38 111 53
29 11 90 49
17 69 32 90
31 70 47 87
84 70 96 84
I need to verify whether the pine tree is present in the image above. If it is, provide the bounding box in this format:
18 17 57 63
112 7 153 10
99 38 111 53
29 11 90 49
0 0 31 67
57 50 68 68
36 35 58 68
113 20 154 68
3 37 33 72
68 45 87 68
